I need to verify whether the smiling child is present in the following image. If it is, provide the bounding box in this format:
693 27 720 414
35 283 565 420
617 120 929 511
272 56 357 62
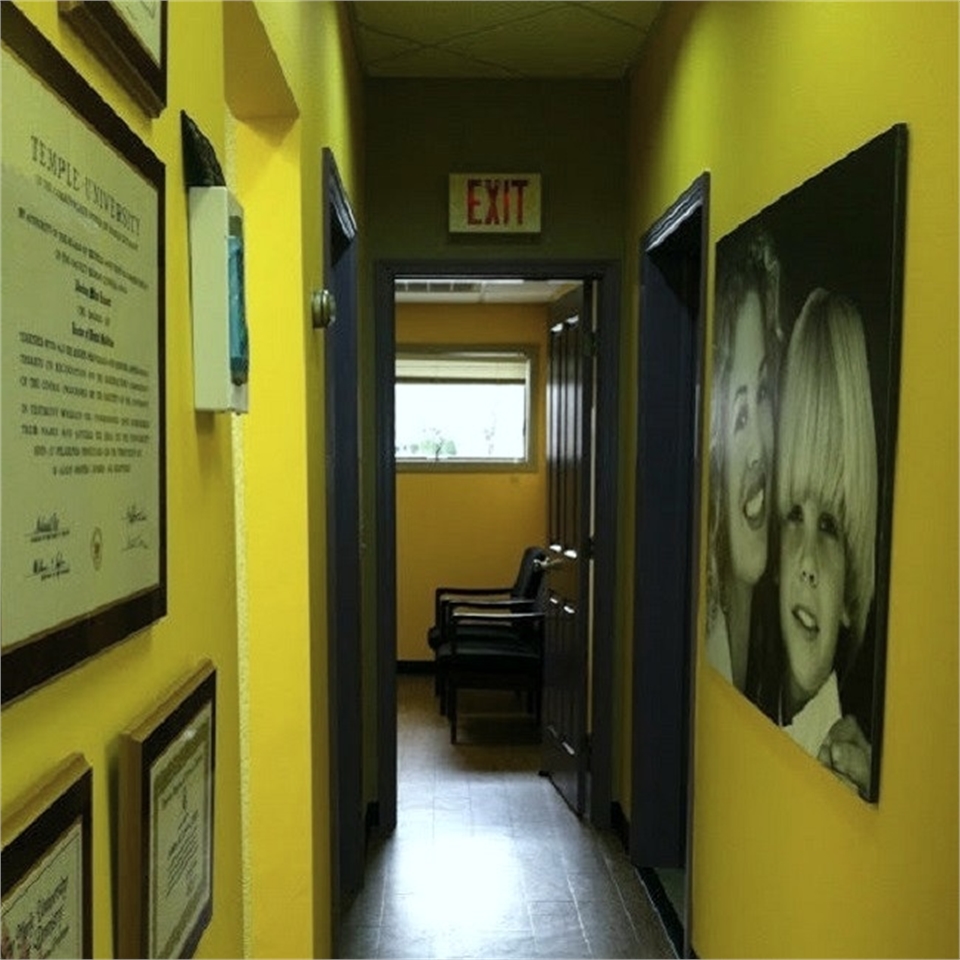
775 288 878 757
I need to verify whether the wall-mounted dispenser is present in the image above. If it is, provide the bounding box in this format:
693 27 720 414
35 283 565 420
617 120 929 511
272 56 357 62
187 186 250 413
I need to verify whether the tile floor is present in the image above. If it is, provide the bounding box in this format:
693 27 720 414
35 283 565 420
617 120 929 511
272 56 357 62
338 675 676 959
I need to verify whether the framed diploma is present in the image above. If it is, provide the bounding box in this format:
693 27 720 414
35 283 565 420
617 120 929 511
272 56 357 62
1 754 93 959
1 3 166 706
118 661 216 959
59 0 167 118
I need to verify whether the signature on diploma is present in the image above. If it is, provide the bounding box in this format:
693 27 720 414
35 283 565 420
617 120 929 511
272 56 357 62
124 503 147 524
123 534 149 551
28 512 69 542
30 551 70 581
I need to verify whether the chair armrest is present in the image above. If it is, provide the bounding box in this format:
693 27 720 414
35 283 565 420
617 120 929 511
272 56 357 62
441 598 537 640
436 586 512 600
448 610 545 651
434 586 511 625
453 610 543 624
448 598 536 613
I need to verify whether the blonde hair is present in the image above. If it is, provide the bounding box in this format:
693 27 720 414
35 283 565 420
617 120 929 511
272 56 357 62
776 288 877 649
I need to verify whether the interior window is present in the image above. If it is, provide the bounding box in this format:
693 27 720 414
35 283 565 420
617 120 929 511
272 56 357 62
395 349 534 467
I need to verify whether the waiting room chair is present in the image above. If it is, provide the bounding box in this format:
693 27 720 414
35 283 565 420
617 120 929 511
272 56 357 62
435 578 548 744
426 546 547 706
427 545 547 652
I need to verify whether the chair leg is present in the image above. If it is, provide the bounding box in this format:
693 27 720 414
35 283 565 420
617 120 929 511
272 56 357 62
438 663 447 716
449 683 458 744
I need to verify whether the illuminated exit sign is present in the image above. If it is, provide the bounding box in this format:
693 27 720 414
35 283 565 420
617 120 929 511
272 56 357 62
449 173 541 234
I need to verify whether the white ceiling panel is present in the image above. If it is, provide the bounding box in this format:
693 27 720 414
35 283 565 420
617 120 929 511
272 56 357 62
347 1 663 79
443 5 646 79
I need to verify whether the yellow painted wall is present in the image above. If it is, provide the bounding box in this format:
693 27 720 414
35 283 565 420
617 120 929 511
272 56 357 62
0 3 244 958
235 116 314 960
229 2 365 957
2 3 364 959
396 303 549 662
622 2 958 957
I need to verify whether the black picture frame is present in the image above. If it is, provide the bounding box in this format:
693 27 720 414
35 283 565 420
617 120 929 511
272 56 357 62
1 2 167 707
705 124 908 803
1 755 93 959
118 662 216 959
59 0 168 118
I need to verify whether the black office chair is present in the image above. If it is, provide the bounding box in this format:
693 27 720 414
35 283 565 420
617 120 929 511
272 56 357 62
435 577 548 743
426 545 547 652
426 546 547 705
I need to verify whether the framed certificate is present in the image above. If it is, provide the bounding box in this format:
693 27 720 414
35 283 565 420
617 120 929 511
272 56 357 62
118 662 216 959
1 3 166 706
59 0 167 118
1 754 93 959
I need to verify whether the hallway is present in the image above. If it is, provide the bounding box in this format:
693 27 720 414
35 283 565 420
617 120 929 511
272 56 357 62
339 675 675 959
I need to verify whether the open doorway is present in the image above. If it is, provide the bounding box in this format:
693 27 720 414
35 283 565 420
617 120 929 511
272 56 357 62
373 259 621 838
322 148 363 940
631 174 709 958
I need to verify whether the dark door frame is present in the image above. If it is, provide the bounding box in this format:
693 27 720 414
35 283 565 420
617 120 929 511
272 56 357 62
631 173 709 960
321 147 363 937
373 258 620 834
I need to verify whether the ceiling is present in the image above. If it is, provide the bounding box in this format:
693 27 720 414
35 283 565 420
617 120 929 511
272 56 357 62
360 4 661 304
346 1 663 80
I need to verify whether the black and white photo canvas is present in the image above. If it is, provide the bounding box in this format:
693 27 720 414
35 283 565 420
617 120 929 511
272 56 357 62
705 124 907 802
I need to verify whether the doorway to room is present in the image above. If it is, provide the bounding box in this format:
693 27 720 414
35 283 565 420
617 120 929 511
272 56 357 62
373 259 622 841
631 173 709 958
322 148 364 936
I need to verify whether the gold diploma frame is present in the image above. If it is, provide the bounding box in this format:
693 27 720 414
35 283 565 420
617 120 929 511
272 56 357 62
59 0 168 118
1 3 167 706
1 754 93 959
118 661 216 959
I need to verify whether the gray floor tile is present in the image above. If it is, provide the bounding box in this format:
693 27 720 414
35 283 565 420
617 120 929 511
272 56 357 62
340 924 382 959
339 676 674 960
534 932 591 958
377 932 435 959
567 869 619 903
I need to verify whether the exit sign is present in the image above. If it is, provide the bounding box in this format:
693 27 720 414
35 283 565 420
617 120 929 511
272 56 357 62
449 173 541 234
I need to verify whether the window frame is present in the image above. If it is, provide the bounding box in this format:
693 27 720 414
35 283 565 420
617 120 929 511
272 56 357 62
394 343 540 473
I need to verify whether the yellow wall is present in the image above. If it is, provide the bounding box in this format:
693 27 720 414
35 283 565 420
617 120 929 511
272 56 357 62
396 302 549 662
235 116 314 960
0 3 244 958
622 2 958 957
1 3 364 958
229 2 365 957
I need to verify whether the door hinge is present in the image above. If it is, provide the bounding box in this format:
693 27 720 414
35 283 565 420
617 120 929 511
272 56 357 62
585 535 595 559
584 331 598 358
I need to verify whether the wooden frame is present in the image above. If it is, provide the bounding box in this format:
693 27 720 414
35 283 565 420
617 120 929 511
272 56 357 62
59 0 168 117
1 3 167 706
1 754 93 959
118 662 216 959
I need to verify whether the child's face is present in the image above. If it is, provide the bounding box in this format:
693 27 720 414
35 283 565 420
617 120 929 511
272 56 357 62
779 493 849 706
723 291 774 587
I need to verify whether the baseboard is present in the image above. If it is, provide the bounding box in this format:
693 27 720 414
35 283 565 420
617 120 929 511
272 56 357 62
609 802 690 958
610 800 630 851
365 800 379 832
397 659 434 675
637 866 685 958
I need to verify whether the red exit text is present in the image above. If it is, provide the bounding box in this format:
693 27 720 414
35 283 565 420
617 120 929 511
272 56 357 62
466 178 530 226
